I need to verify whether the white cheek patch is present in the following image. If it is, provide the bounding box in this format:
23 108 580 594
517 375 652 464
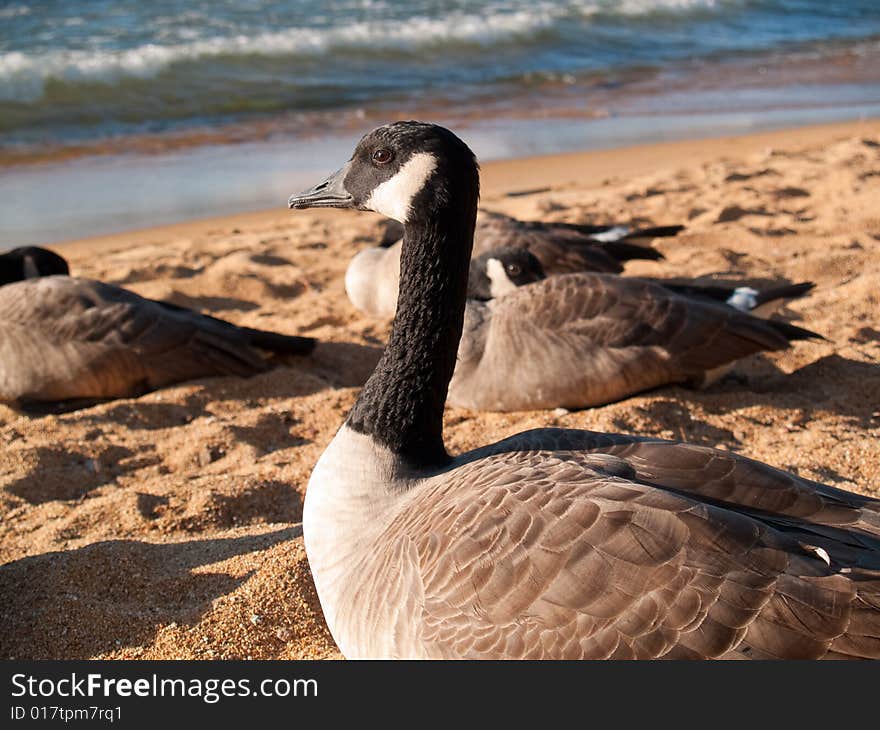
486 258 519 299
365 152 438 222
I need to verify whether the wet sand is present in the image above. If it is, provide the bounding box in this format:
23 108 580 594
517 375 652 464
1 118 879 659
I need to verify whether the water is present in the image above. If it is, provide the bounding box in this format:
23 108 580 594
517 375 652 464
3 98 879 248
2 1 879 149
1 0 879 246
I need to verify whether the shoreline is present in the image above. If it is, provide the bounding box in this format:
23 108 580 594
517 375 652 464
50 115 880 257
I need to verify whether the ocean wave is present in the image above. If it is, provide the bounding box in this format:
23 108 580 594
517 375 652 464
614 0 724 15
0 4 30 20
0 0 728 103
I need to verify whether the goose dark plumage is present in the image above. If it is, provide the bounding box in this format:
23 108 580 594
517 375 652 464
380 211 678 273
0 246 70 285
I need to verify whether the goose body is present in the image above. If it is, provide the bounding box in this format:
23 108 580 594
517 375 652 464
350 239 819 411
345 243 402 319
381 210 678 274
0 276 315 405
308 423 880 659
449 272 818 411
352 211 677 318
290 121 880 660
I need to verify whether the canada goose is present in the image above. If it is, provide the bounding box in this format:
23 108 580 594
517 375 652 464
0 246 69 284
350 212 679 318
381 210 680 273
353 233 820 412
451 275 819 410
0 276 316 406
290 121 880 659
457 250 819 404
469 244 816 317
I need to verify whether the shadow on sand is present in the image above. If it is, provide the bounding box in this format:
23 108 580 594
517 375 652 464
0 527 299 659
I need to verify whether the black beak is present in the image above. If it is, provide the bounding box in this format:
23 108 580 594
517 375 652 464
288 163 354 209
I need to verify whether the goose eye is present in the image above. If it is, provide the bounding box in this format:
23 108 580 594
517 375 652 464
506 264 522 276
372 148 393 165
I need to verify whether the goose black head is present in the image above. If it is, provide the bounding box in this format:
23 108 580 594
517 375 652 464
289 121 479 225
468 246 546 301
0 246 70 286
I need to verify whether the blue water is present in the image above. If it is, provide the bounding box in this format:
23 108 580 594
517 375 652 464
2 0 879 148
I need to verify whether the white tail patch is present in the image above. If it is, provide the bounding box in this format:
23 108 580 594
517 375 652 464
485 257 519 299
726 286 759 312
589 225 629 243
365 152 438 223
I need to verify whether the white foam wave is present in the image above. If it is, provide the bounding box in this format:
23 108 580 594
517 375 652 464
0 4 30 20
0 0 729 102
0 8 561 102
615 0 723 15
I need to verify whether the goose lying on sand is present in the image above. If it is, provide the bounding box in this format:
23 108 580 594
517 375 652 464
353 232 821 411
449 272 819 411
353 211 679 318
289 121 878 660
0 276 315 406
381 210 679 273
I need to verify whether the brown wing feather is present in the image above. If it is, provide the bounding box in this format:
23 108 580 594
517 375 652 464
0 277 269 403
368 435 880 659
448 273 800 411
473 211 625 274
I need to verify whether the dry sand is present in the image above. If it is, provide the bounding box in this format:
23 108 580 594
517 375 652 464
1 119 878 660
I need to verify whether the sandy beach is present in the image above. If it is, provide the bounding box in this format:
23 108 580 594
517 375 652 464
1 118 878 660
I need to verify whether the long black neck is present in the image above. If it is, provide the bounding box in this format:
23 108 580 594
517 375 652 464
347 179 478 469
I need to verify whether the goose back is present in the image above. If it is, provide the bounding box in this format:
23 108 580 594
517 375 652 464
0 276 314 404
449 272 815 411
312 426 880 659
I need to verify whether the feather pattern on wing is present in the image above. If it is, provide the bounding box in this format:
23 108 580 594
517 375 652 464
0 276 313 404
320 429 880 659
448 273 804 410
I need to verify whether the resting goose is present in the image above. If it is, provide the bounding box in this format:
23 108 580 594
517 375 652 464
351 223 821 412
449 249 820 408
0 276 315 406
381 210 679 273
470 243 816 317
453 278 819 410
289 121 880 660
350 212 678 318
0 246 69 284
